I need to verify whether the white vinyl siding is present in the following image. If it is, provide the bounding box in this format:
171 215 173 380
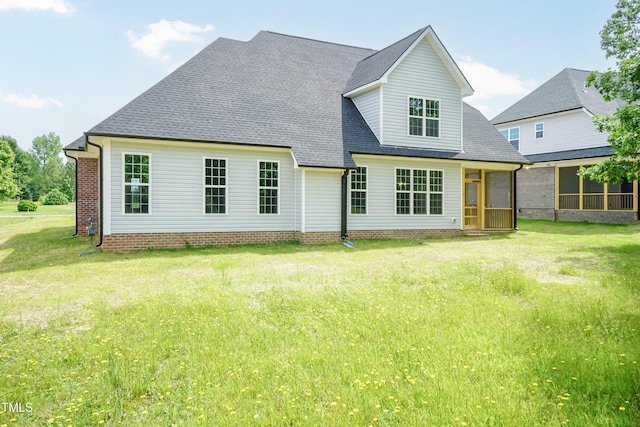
349 155 461 230
303 169 342 232
352 89 381 141
502 110 610 156
109 140 295 233
383 38 462 151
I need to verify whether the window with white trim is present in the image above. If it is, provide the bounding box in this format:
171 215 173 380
123 154 150 214
499 127 520 150
535 122 544 139
409 97 440 137
259 161 278 214
396 168 444 215
350 166 367 214
204 158 226 214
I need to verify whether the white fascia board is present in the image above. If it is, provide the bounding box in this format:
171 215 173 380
343 80 384 99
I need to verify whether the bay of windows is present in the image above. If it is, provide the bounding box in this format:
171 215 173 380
396 168 443 215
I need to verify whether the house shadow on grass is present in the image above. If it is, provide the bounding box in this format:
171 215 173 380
0 224 512 274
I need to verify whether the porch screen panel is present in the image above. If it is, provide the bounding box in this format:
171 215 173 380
485 172 511 208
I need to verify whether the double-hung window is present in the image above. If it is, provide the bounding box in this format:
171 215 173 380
409 97 440 137
204 158 226 214
535 123 544 139
350 166 367 214
396 168 444 215
123 154 150 214
499 127 520 150
259 161 278 214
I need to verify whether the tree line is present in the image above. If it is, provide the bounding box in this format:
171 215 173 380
0 133 75 203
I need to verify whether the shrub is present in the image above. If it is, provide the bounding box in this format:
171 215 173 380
17 200 38 212
41 188 69 205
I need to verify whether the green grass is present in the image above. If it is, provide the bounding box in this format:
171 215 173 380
0 217 638 426
0 201 76 215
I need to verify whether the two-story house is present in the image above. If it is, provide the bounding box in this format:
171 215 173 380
65 26 528 251
492 68 638 223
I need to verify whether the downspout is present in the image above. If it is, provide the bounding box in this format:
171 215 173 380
64 151 79 238
341 169 348 240
514 164 524 230
85 136 103 247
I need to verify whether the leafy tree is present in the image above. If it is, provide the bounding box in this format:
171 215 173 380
580 0 640 183
1 135 38 199
61 162 76 202
0 139 18 201
29 132 64 199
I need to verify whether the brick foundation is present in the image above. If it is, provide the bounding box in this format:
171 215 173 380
102 231 298 251
100 228 474 251
76 157 100 237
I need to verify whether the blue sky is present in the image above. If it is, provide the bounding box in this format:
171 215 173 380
0 0 619 150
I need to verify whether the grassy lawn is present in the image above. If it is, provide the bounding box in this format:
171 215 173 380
0 217 638 426
0 201 75 216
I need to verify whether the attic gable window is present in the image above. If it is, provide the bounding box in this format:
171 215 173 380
409 97 440 138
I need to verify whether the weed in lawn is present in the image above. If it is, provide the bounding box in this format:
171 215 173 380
0 217 638 425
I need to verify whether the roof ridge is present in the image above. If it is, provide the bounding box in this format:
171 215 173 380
262 30 376 52
563 68 585 108
355 26 427 63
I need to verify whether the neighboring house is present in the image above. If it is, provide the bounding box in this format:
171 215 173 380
65 26 528 251
492 68 638 223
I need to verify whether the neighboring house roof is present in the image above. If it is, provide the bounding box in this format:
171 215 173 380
525 146 614 163
66 29 526 166
491 68 624 125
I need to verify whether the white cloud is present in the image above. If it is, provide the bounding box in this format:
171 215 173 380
128 20 214 61
1 92 64 109
458 56 537 117
0 0 76 14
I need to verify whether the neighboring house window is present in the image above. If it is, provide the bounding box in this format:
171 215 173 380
350 166 367 214
558 165 635 211
499 128 520 150
258 161 278 214
409 97 440 138
396 168 444 215
123 154 150 214
535 123 544 139
204 158 226 214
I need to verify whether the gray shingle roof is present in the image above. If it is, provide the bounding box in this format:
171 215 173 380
67 29 527 166
525 146 614 163
343 27 425 94
491 68 624 125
